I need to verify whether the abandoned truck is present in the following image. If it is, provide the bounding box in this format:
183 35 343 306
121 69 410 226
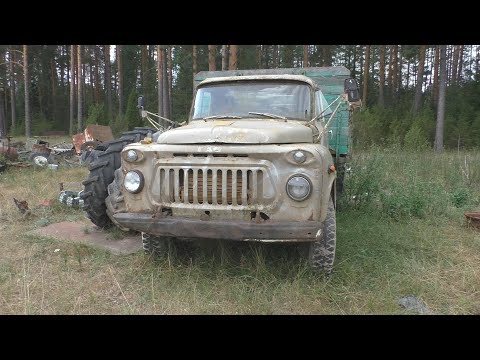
81 66 360 273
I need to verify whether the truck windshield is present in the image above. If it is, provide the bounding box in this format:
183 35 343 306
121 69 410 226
192 81 311 120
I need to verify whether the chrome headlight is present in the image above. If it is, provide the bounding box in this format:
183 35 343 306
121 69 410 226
124 170 144 194
126 150 138 162
292 151 306 164
286 175 311 201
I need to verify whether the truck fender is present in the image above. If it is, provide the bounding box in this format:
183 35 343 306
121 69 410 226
320 170 336 222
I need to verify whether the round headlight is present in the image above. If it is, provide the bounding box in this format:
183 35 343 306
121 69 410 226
124 170 144 194
286 175 311 201
293 151 306 164
126 150 138 162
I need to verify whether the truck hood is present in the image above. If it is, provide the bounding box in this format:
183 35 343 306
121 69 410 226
157 120 313 144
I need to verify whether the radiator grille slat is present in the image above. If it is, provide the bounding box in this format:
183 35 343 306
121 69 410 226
160 166 265 206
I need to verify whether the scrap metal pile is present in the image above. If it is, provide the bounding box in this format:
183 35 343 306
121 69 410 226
0 125 114 172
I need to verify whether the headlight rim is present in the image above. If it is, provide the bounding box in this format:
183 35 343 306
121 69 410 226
292 150 306 164
286 174 312 202
124 169 145 194
126 149 139 162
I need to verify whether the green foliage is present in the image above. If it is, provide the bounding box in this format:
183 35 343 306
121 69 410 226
86 104 108 126
342 149 480 221
111 114 128 137
32 113 53 135
450 187 470 208
124 89 143 129
404 123 430 151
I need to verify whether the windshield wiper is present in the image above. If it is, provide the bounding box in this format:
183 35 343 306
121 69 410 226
248 112 287 120
203 115 243 120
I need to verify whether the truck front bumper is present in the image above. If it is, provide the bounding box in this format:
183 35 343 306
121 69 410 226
113 213 322 242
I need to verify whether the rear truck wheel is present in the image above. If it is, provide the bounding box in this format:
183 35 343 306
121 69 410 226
80 127 156 229
142 233 171 256
308 196 336 274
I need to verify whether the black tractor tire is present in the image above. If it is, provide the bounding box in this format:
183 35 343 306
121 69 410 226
308 196 337 274
142 233 171 256
80 127 156 228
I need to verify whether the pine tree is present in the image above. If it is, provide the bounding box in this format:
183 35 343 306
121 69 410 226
77 45 83 132
378 45 385 107
229 45 238 70
23 45 31 137
413 45 426 115
435 45 447 153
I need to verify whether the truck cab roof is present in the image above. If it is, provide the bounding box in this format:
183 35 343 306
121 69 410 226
198 74 317 89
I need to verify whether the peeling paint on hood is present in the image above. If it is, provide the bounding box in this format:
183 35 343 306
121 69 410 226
157 120 313 144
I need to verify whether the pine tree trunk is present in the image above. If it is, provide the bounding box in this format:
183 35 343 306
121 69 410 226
435 45 446 153
94 45 101 104
362 45 370 106
264 45 269 69
257 45 262 68
168 46 173 118
387 45 393 94
433 45 439 107
397 46 402 92
392 46 398 100
89 60 94 105
69 45 75 134
284 45 294 67
378 45 385 107
457 45 464 82
352 46 357 78
221 45 228 71
452 45 459 84
303 45 309 67
413 45 426 115
157 45 164 120
0 87 6 139
141 45 147 96
51 58 57 124
162 47 170 119
406 60 410 89
9 48 16 131
77 45 83 132
273 45 278 68
323 45 332 66
192 45 197 94
229 45 238 70
23 45 31 137
117 45 123 116
60 46 65 88
113 47 117 96
208 45 216 71
104 45 113 122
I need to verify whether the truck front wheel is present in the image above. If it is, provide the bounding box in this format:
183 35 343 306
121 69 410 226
308 196 337 274
142 233 171 256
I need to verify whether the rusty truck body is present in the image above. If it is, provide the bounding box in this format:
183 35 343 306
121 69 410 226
81 66 359 272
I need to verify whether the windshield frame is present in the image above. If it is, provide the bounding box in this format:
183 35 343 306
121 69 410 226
188 79 315 123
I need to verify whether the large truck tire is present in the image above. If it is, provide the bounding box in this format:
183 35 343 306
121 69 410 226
308 196 337 274
80 127 156 228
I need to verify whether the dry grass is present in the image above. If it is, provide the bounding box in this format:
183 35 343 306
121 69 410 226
1 147 480 314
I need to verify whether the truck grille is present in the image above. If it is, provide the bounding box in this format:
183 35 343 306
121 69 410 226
159 167 265 206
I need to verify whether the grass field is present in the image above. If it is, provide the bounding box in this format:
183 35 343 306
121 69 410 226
0 146 479 314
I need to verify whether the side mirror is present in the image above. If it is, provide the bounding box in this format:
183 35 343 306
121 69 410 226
344 79 360 103
137 96 145 109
